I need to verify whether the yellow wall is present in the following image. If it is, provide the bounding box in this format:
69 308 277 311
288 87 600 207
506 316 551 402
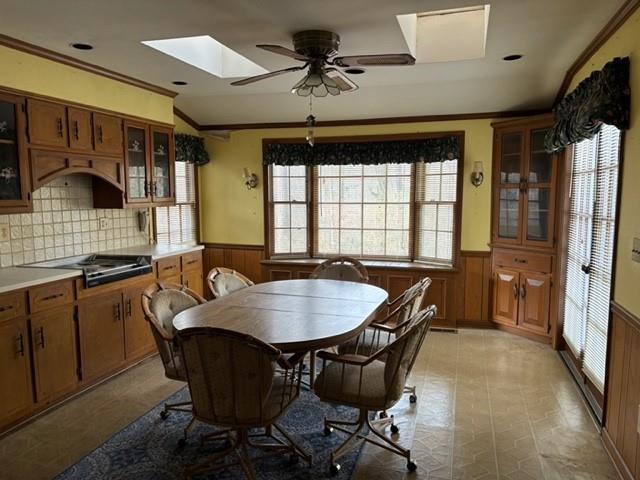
0 45 174 124
174 115 200 135
200 120 494 251
567 8 640 316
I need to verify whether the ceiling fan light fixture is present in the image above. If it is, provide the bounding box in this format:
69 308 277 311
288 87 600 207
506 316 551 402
291 71 342 97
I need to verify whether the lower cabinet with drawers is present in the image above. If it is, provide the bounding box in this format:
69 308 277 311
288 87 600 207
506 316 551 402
492 247 554 342
0 248 204 433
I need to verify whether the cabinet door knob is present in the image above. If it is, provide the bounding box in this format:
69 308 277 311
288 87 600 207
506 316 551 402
16 333 25 357
114 303 121 321
98 125 104 143
57 117 64 137
37 326 46 348
126 298 132 317
73 120 80 140
520 284 526 299
513 284 519 299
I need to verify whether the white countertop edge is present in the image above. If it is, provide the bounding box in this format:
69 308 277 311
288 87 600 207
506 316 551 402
0 269 82 295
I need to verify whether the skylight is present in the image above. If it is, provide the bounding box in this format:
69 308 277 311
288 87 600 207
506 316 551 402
142 35 267 78
397 5 490 63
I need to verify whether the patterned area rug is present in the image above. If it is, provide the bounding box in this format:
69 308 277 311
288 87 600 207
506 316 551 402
55 387 364 479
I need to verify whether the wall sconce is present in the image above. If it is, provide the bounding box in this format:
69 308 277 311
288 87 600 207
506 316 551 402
470 161 484 187
243 168 259 190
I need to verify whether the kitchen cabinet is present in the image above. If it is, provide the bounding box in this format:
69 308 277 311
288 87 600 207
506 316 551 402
78 291 126 383
157 255 182 284
181 250 204 296
150 126 175 204
0 316 33 429
67 107 93 152
123 281 155 360
124 121 151 204
0 92 31 213
493 268 519 326
31 306 78 404
93 113 123 156
27 99 68 148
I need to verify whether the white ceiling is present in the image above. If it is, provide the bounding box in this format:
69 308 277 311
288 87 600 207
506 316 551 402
0 0 625 125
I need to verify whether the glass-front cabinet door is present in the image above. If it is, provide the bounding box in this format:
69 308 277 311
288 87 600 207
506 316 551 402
124 122 150 204
150 127 174 204
523 127 556 248
494 130 524 244
0 93 30 213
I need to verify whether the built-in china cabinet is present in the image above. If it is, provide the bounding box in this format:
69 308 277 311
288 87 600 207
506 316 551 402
490 114 561 344
0 92 30 213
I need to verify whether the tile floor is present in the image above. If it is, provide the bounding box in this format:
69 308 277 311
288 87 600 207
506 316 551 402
0 329 618 480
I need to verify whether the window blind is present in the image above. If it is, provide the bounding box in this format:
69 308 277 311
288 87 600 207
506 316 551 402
270 165 309 256
155 161 198 245
562 124 621 393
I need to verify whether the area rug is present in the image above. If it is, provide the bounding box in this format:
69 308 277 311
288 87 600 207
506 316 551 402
55 387 364 479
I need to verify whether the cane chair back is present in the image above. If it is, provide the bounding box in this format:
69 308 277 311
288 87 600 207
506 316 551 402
410 278 432 317
206 267 254 299
314 307 435 411
310 256 369 283
142 281 206 381
178 327 303 427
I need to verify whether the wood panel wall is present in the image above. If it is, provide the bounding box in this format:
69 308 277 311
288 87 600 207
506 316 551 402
202 244 490 329
603 302 640 480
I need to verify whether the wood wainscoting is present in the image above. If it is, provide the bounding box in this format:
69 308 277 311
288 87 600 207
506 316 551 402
603 301 640 480
202 244 490 329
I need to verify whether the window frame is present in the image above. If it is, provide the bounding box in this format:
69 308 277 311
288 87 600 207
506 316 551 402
263 132 464 268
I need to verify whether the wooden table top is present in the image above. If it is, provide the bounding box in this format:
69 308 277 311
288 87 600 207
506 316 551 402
173 279 388 353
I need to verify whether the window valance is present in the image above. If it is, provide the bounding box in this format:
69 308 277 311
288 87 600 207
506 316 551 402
263 135 460 166
175 133 210 165
544 56 630 153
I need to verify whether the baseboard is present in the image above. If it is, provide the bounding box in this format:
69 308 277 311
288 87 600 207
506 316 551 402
456 320 495 329
602 427 634 480
494 323 551 344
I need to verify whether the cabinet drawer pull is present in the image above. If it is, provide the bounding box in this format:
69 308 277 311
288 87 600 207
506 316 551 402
514 258 528 264
17 333 25 357
36 326 46 349
163 265 176 271
520 285 526 299
513 284 518 299
57 117 64 137
0 304 14 313
185 260 198 265
42 292 65 301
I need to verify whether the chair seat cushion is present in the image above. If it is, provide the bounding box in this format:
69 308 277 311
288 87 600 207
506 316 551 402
150 289 199 334
313 357 394 410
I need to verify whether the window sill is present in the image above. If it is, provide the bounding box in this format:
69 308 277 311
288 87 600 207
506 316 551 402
261 257 459 273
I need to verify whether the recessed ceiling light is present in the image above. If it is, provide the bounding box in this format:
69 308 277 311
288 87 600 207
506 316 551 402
71 43 94 50
142 35 267 79
172 81 188 85
503 54 523 61
344 68 366 75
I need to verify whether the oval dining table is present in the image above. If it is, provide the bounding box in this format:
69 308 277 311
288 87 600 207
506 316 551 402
172 279 388 356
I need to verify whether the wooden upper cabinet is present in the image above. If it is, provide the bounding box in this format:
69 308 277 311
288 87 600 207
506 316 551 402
27 99 68 148
67 107 93 152
517 272 551 334
0 92 31 213
124 121 151 204
0 317 33 429
492 116 557 250
93 113 123 156
31 307 78 404
150 126 175 204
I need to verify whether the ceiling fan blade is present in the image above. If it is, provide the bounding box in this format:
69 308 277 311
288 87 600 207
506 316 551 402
324 68 359 92
333 54 415 67
257 44 310 61
230 66 305 86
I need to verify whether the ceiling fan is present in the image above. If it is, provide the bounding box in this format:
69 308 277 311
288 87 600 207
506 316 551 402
230 30 415 97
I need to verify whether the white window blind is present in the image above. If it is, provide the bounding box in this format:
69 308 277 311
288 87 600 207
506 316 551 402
415 159 458 265
270 165 309 256
314 164 411 259
562 124 621 393
155 161 198 244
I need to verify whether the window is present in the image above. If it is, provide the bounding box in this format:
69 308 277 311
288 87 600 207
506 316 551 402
562 124 621 393
155 161 198 244
266 149 461 265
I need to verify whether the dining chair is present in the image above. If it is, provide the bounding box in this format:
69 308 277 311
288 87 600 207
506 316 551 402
206 267 255 299
142 281 206 445
309 256 369 283
313 307 435 475
177 327 312 479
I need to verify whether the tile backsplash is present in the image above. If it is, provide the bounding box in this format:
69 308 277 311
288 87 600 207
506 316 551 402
0 175 150 267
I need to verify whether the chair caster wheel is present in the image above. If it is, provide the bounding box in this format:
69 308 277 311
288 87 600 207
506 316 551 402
407 460 417 472
323 426 333 436
160 410 169 420
409 394 417 403
330 463 341 476
177 438 186 448
379 411 388 419
391 424 399 434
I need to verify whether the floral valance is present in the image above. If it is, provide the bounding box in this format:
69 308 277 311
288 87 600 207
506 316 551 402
545 56 630 152
175 133 210 165
263 135 460 166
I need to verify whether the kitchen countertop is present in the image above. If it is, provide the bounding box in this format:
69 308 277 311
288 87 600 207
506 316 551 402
0 243 204 294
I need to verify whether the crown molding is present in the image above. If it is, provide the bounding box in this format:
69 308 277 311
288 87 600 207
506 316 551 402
0 33 178 98
554 0 640 105
173 107 201 131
